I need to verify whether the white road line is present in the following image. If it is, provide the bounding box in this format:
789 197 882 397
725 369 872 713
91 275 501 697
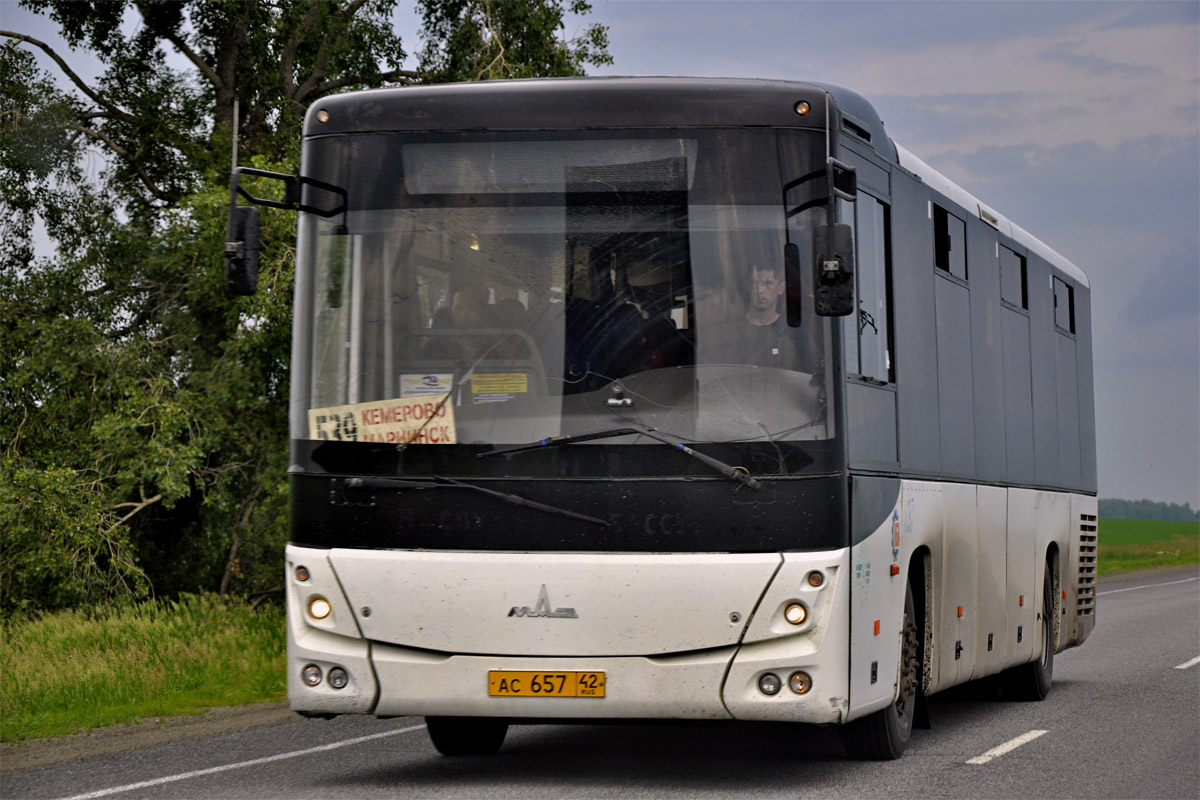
1175 655 1200 670
1099 576 1199 596
966 729 1049 765
53 723 427 800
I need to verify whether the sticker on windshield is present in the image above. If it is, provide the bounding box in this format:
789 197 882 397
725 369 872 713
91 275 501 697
400 373 453 397
471 373 528 404
308 396 456 444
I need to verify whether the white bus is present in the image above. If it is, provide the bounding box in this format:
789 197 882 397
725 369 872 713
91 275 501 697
226 77 1098 759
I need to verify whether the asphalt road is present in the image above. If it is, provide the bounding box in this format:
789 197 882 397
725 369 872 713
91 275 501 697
5 568 1198 800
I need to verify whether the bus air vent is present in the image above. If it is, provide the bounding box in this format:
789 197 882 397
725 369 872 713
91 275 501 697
1076 514 1098 616
840 114 872 144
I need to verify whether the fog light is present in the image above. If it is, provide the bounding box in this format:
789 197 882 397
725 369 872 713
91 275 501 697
784 602 807 625
308 596 331 620
758 673 782 696
328 667 349 690
302 664 322 686
295 565 310 582
788 671 812 695
807 571 824 587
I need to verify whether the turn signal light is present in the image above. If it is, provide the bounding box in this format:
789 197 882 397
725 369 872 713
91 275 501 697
788 671 812 694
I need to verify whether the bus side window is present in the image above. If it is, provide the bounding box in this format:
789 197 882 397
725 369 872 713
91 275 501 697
934 204 967 281
845 195 893 383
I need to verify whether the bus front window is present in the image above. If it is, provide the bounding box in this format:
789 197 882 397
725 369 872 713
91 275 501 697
298 129 836 468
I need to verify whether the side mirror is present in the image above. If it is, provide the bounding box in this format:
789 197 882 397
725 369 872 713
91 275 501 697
225 205 260 296
813 223 855 316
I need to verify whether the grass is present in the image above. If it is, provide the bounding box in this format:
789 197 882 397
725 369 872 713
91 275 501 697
1098 517 1200 575
0 594 285 743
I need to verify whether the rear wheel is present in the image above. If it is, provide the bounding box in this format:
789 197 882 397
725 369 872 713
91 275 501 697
841 583 920 760
1001 560 1055 701
425 716 509 756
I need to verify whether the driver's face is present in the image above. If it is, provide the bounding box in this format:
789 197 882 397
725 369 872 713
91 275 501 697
751 269 784 311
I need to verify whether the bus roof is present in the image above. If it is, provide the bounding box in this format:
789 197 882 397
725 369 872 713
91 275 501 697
304 76 1087 288
894 144 1089 288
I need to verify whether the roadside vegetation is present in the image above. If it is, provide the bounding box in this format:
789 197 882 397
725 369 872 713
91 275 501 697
0 594 284 743
1098 517 1200 575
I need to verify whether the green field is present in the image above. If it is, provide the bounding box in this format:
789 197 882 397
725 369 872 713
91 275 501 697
0 594 285 743
1098 517 1200 575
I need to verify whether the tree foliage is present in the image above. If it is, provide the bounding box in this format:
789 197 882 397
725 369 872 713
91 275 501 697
1098 498 1200 522
0 0 611 614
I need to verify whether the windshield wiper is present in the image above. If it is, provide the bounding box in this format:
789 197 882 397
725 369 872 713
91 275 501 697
481 425 761 490
350 475 609 526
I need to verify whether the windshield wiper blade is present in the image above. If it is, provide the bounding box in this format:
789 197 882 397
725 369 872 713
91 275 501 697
351 475 609 526
481 425 761 490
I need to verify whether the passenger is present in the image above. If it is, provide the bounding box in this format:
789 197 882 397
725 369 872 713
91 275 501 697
451 283 490 330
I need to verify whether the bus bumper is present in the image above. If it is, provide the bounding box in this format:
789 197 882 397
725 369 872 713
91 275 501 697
287 545 848 724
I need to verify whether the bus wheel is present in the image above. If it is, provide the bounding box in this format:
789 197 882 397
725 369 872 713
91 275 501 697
1001 561 1055 701
425 716 509 756
841 583 920 760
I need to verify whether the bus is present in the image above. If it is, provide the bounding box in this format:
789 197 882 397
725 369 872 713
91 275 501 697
225 77 1097 760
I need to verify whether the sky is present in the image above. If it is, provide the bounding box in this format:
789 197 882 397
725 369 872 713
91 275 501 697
4 0 1199 508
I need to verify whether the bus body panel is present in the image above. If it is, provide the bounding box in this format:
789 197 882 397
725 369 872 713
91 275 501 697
724 550 849 724
847 488 908 720
327 550 781 656
973 485 1009 678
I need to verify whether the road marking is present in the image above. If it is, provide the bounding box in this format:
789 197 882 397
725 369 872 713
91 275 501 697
53 723 427 800
1175 655 1200 670
1099 576 1199 596
966 729 1049 765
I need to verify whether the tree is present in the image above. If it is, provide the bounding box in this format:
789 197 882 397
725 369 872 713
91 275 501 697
0 0 611 613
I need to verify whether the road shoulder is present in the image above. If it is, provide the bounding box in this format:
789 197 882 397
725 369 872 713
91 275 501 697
1 702 296 775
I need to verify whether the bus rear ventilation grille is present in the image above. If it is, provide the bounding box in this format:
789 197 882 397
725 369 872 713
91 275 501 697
1077 514 1098 616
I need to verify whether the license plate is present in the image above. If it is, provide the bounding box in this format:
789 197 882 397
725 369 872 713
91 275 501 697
488 670 606 698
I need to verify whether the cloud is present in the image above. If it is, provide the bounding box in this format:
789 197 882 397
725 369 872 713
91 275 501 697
833 13 1198 154
1125 244 1200 325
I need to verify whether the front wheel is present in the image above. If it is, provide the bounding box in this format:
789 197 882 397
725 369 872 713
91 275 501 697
425 716 509 756
841 582 920 760
1001 560 1055 701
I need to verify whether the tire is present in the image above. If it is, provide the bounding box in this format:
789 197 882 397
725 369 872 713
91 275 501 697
841 583 921 760
425 716 509 756
1001 560 1055 701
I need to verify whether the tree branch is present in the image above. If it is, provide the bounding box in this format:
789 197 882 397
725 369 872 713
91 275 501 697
0 30 132 121
162 29 222 90
105 491 163 536
279 1 325 98
310 68 422 98
70 124 174 202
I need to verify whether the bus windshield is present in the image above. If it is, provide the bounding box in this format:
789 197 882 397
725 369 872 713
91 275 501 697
297 128 835 462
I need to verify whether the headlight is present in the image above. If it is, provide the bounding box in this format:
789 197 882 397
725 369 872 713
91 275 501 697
308 596 332 620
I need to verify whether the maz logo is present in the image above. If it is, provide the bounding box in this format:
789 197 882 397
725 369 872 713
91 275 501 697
508 585 577 618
